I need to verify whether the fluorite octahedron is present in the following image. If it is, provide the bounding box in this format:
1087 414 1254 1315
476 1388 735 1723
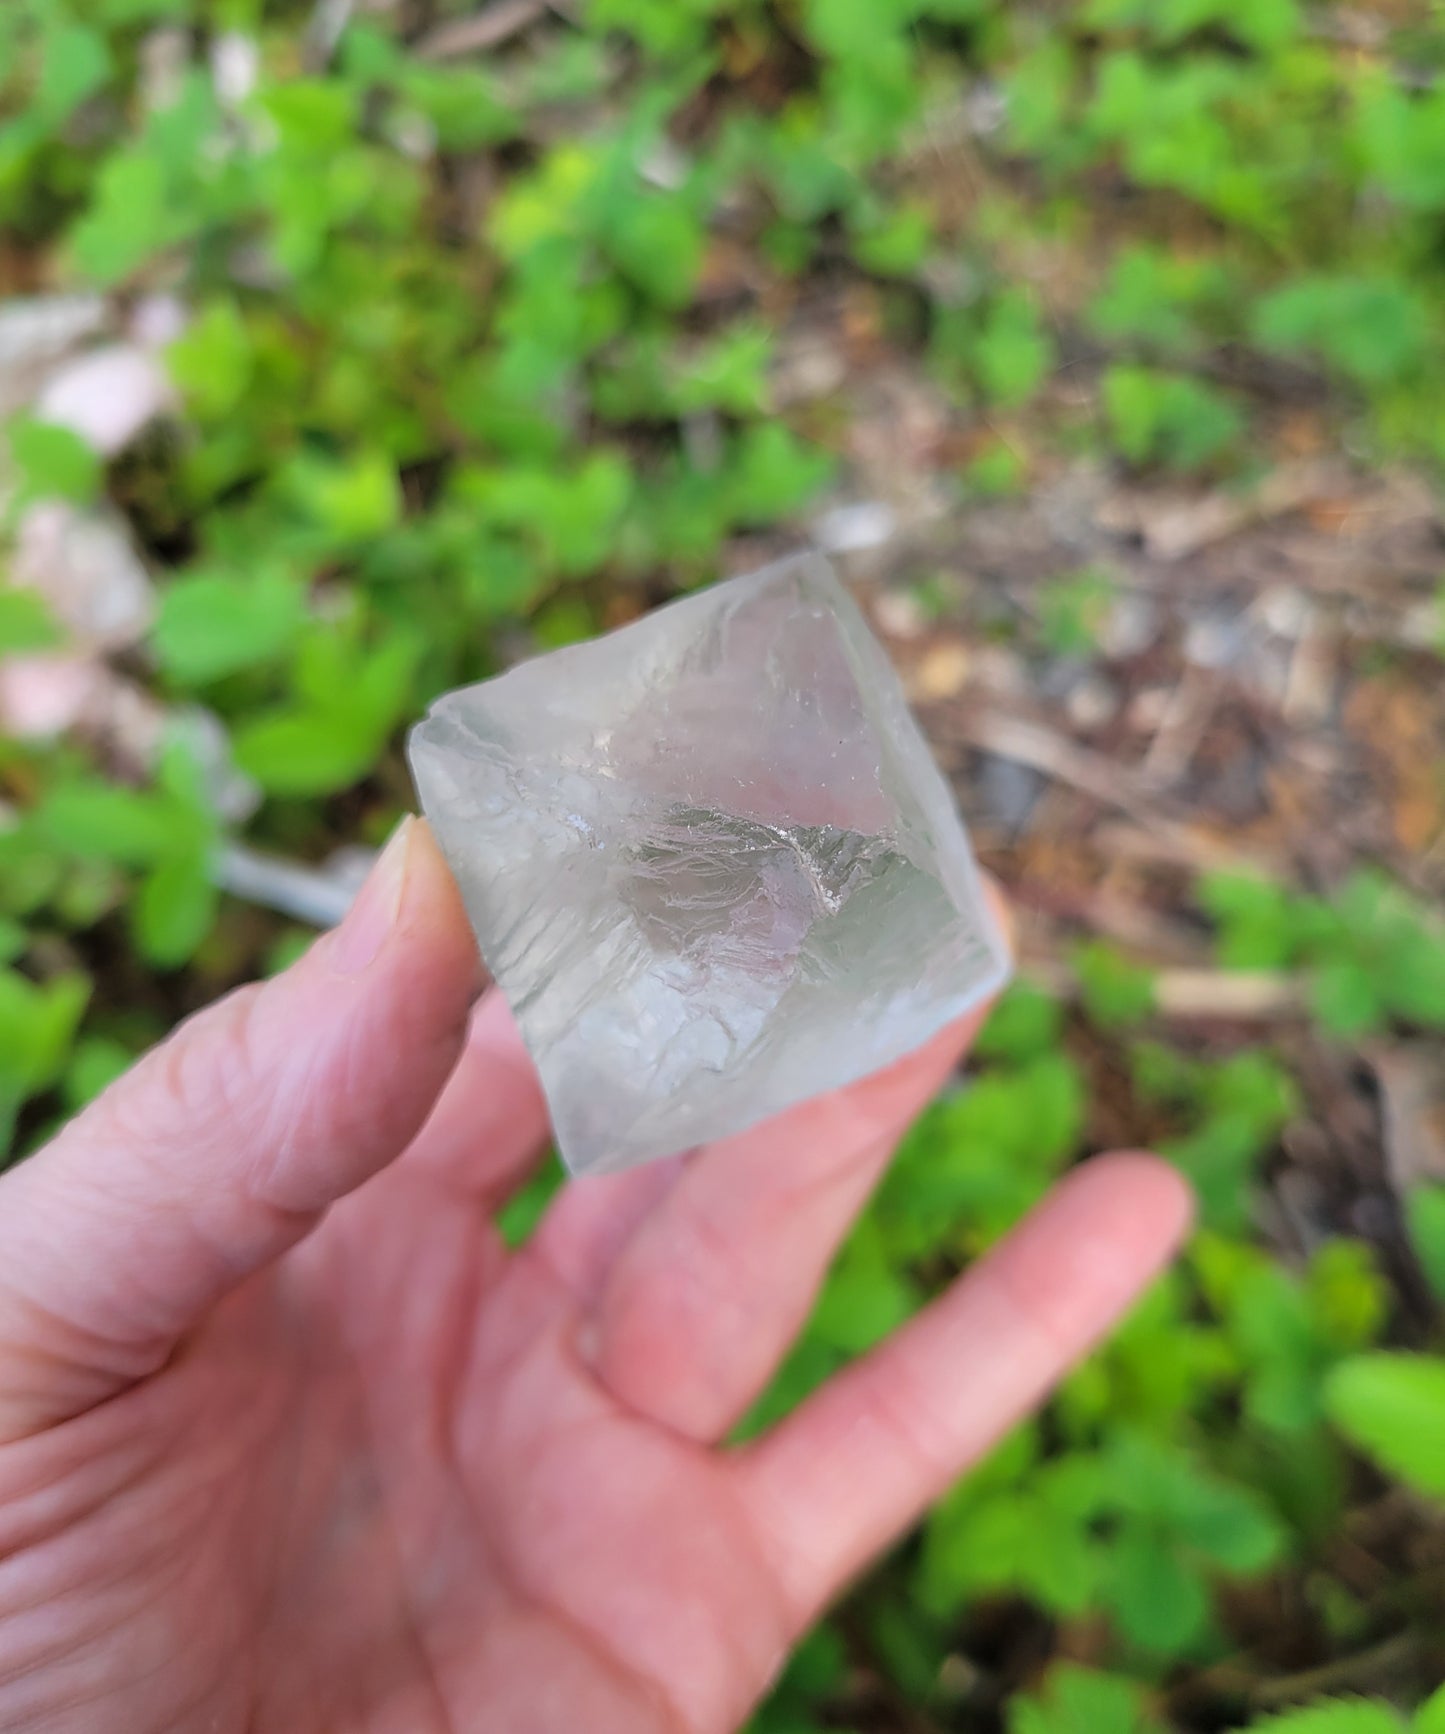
408 553 1010 1177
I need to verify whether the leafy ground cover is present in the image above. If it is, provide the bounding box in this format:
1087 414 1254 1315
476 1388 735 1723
2 0 1444 1726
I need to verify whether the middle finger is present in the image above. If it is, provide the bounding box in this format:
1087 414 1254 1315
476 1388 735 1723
538 1005 989 1441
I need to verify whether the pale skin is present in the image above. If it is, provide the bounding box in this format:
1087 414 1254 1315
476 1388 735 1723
0 820 1191 1733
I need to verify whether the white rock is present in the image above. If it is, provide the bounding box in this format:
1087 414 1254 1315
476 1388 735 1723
36 344 173 458
13 502 154 645
130 294 189 351
211 31 260 107
0 295 107 420
0 656 106 738
812 499 899 555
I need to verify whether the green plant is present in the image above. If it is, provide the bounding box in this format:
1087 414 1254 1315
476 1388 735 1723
1010 1663 1166 1734
1325 1354 1445 1502
1103 364 1244 471
1073 940 1157 1028
921 1425 1285 1654
1201 871 1445 1037
1252 276 1433 389
933 286 1058 409
1086 244 1237 357
1037 568 1116 656
1406 1187 1445 1305
1243 1683 1445 1732
1134 1046 1299 1230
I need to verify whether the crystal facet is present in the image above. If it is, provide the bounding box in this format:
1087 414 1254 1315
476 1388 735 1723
408 554 1009 1177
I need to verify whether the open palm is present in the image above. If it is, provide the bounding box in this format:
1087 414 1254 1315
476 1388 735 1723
0 821 1188 1733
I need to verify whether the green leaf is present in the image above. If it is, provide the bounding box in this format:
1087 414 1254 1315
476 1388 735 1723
261 79 360 153
1416 1684 1445 1734
1103 365 1243 471
0 918 27 966
1002 40 1078 159
550 451 634 574
31 975 91 1093
99 0 191 15
805 0 909 59
962 440 1027 498
1200 872 1301 970
1017 1051 1088 1161
584 0 711 56
1357 83 1445 214
757 102 856 223
1086 244 1220 354
167 302 255 421
724 424 833 527
850 201 933 277
494 1149 565 1248
1307 1239 1388 1353
68 149 171 284
811 1227 920 1354
737 1332 844 1440
776 1619 848 1700
399 65 517 151
0 587 62 654
675 325 774 417
1038 569 1115 657
1022 1507 1100 1614
63 1035 133 1111
822 40 921 163
1104 1433 1285 1572
603 196 705 310
865 1591 948 1701
1090 0 1302 50
1309 959 1382 1038
288 452 403 545
1249 1702 1406 1734
1107 1524 1212 1652
0 969 91 1141
1073 941 1156 1028
1206 1051 1299 1135
974 981 1064 1063
1252 276 1431 388
1170 1471 1285 1572
154 569 307 686
1405 1188 1445 1305
1011 1665 1163 1734
37 24 111 123
34 785 180 868
7 416 103 504
974 289 1056 409
132 849 218 970
232 711 377 798
919 1489 1038 1613
1325 1354 1445 1501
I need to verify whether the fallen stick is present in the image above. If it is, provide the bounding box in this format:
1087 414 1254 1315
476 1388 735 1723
948 706 1274 873
1023 958 1302 1020
415 0 551 58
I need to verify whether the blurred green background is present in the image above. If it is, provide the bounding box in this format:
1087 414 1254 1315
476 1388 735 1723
3 0 1445 1728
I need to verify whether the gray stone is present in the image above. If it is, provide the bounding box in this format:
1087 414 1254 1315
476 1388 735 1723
409 554 1008 1177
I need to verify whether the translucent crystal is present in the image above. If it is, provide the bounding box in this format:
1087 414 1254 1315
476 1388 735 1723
408 554 1009 1177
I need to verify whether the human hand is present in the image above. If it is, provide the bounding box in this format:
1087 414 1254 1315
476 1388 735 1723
0 820 1190 1733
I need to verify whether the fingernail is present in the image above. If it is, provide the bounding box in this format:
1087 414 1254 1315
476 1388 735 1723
331 817 415 976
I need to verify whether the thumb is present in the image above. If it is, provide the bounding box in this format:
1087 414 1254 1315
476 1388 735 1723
0 817 477 1441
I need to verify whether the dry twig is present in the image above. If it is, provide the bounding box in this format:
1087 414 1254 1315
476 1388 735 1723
415 0 552 59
